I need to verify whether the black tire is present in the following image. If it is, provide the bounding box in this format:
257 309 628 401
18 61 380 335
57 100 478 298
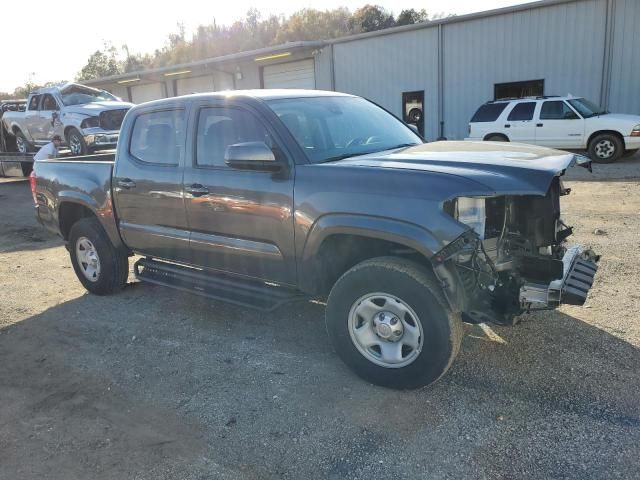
408 108 422 123
623 149 639 158
588 133 623 164
67 128 88 156
15 130 32 153
325 257 463 389
68 217 128 295
485 134 508 142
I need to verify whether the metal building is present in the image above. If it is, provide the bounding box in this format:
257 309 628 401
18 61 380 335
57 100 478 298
85 0 640 141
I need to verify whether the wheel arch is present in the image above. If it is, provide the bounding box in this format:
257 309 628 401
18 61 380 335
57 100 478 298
298 214 443 296
57 194 126 251
483 133 509 141
587 130 625 150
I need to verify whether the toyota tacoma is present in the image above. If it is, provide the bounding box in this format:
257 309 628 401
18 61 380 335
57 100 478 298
32 90 599 389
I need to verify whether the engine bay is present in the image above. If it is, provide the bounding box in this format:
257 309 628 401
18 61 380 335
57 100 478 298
439 177 598 325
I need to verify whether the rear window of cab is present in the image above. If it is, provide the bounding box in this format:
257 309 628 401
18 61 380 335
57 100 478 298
470 103 509 122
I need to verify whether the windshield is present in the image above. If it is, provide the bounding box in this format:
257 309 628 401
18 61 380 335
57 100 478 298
266 96 422 163
60 85 117 106
568 98 607 118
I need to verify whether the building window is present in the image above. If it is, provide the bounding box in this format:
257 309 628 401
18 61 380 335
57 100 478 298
494 79 544 100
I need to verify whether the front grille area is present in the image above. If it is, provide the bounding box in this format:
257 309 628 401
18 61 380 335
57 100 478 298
99 109 129 130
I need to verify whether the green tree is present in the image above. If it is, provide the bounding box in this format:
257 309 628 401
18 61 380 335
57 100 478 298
396 8 430 26
77 43 122 81
350 5 396 33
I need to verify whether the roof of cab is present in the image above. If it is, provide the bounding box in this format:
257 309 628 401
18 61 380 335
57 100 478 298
131 89 356 109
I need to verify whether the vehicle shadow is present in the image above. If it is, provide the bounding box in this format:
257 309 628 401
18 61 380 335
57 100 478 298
1 283 638 478
0 179 63 253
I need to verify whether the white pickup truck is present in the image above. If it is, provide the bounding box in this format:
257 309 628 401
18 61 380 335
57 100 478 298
1 83 133 156
466 96 640 163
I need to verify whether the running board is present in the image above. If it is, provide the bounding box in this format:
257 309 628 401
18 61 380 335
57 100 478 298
134 258 307 312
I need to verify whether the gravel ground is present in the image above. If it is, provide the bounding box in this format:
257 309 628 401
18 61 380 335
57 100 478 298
1 156 639 479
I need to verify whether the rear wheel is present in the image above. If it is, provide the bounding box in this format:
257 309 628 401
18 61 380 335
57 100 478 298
67 128 88 156
325 257 463 389
588 134 623 164
15 131 31 153
69 217 128 295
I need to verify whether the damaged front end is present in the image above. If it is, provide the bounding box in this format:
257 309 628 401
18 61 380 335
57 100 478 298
434 174 599 325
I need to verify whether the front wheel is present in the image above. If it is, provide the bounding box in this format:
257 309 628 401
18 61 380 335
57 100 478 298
588 134 623 164
325 257 463 389
69 217 129 295
67 128 88 156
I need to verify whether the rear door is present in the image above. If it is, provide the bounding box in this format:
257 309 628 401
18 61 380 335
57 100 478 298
535 100 585 148
24 95 41 143
112 104 191 263
504 101 536 144
182 99 296 284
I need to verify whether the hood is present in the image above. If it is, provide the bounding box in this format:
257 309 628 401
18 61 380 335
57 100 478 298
332 141 589 196
64 101 134 116
586 112 640 126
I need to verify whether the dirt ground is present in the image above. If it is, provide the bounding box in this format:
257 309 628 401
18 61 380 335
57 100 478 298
1 155 639 479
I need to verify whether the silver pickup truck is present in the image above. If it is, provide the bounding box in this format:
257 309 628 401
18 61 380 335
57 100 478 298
2 83 133 155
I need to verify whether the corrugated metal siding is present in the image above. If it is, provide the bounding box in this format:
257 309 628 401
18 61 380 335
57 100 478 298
314 48 333 90
333 28 440 140
608 0 640 114
131 83 165 104
263 59 316 89
213 71 235 91
176 75 215 96
442 0 607 139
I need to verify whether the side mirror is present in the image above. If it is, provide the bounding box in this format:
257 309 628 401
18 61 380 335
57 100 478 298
224 142 284 171
564 111 579 120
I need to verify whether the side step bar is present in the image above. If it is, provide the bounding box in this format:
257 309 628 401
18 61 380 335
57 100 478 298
134 258 307 312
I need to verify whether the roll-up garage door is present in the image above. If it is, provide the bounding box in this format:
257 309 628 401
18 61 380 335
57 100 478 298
130 83 165 104
262 59 315 89
176 75 215 96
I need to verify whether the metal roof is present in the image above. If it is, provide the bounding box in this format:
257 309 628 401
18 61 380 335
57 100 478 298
327 0 583 45
83 41 325 86
82 0 586 87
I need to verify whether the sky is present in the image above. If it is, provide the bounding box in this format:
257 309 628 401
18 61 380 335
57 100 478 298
0 0 531 92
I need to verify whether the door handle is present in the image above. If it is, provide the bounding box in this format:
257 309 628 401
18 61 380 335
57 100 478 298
504 124 511 128
536 123 543 127
117 178 136 189
186 184 209 197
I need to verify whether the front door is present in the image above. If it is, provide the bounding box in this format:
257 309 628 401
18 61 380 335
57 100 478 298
183 101 296 285
112 106 191 263
504 101 536 144
534 100 585 148
38 94 62 142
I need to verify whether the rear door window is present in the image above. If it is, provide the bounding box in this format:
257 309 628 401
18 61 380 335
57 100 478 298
129 109 186 165
470 103 508 122
507 102 536 121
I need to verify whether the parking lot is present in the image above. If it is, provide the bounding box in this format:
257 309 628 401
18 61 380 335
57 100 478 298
1 156 639 479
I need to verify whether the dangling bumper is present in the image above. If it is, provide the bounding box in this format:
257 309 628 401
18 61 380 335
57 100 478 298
519 245 599 308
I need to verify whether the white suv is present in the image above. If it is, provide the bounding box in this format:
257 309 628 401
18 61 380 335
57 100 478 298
466 96 640 163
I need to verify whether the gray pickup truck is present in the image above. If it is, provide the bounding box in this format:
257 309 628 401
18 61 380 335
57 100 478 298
32 90 598 389
2 83 133 155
